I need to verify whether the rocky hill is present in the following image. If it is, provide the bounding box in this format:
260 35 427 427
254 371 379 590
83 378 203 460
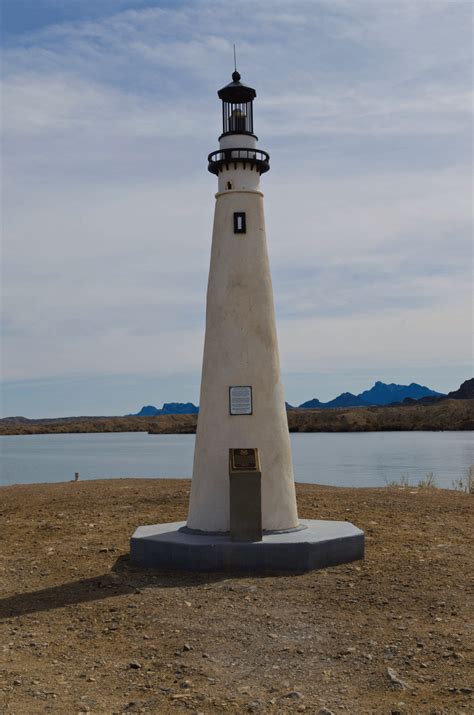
2 399 472 435
448 378 474 400
130 382 445 415
131 402 199 417
299 381 444 409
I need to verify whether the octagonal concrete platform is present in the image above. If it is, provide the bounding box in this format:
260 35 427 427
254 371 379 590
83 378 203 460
130 519 364 572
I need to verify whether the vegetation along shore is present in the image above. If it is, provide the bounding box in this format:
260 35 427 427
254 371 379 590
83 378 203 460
1 399 473 435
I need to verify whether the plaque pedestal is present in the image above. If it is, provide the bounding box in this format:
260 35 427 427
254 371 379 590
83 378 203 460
229 448 262 542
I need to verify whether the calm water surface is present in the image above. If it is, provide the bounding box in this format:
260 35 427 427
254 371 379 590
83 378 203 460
1 431 472 489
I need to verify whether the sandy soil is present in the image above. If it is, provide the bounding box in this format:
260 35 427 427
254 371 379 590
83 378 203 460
0 479 473 714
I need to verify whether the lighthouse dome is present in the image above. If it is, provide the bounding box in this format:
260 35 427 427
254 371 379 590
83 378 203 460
217 71 257 103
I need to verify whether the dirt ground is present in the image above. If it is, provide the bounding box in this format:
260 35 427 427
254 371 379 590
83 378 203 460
0 479 472 715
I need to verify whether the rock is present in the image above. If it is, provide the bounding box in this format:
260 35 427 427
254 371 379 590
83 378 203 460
387 667 412 690
80 698 97 708
171 693 193 700
180 680 192 689
284 691 303 699
318 708 335 715
129 661 141 670
182 643 192 651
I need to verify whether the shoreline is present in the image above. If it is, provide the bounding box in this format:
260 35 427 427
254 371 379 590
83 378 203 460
1 399 473 435
0 475 469 492
2 426 473 436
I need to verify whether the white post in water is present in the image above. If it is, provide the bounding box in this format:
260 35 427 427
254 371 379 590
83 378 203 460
187 70 299 533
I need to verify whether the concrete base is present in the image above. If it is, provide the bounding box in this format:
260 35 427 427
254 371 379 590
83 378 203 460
130 519 364 573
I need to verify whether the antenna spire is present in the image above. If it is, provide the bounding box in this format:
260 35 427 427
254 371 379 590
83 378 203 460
232 44 241 82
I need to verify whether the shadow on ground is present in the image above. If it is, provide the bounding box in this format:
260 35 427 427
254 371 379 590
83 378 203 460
0 555 235 619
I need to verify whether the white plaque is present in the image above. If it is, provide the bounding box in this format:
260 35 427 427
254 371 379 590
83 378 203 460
229 386 252 415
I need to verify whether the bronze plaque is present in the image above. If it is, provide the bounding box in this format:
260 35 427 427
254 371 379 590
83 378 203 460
229 448 260 472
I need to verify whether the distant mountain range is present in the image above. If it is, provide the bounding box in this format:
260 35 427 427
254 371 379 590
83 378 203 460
2 380 472 434
402 378 474 404
296 381 445 410
130 380 452 416
131 402 199 417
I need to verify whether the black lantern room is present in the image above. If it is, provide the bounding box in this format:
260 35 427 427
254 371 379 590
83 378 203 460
218 70 256 137
208 71 270 177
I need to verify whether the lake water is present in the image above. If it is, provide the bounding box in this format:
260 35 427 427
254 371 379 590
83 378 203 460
1 431 472 489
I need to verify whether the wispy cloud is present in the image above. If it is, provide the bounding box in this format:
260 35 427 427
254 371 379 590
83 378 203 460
1 0 472 414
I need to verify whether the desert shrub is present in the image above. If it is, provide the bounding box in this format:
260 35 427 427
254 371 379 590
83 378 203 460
385 474 411 488
417 472 437 489
452 465 474 493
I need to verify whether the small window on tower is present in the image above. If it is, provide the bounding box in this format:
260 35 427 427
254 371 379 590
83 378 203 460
233 212 246 234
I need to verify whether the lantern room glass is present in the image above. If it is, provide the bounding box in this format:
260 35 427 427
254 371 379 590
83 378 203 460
222 101 254 135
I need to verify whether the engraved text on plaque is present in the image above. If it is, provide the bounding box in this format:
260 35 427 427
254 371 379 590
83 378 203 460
229 386 252 415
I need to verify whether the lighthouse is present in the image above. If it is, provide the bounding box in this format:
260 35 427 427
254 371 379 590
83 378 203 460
130 70 364 572
187 70 299 533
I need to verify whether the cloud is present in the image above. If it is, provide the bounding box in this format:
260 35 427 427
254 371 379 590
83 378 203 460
278 300 470 374
1 0 472 413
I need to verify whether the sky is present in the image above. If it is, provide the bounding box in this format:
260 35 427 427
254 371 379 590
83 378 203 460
1 0 472 417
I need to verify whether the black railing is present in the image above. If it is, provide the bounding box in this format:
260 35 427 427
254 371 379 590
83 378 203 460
208 148 270 176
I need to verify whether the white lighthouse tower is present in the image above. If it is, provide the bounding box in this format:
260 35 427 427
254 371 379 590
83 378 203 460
130 70 364 572
187 70 298 533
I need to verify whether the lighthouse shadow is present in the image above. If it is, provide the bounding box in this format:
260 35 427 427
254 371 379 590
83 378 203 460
113 554 303 583
112 553 237 584
0 555 292 620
